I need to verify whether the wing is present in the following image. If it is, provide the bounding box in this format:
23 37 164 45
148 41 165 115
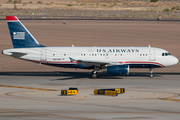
69 57 109 67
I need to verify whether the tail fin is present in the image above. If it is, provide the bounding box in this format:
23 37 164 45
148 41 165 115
6 16 44 48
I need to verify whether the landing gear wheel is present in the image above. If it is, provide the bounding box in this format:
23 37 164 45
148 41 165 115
149 68 153 78
150 74 154 78
91 71 97 79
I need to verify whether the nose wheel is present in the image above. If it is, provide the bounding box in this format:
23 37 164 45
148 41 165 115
150 74 154 78
91 71 97 79
149 68 153 78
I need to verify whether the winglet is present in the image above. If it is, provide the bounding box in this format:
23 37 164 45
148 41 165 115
6 16 19 21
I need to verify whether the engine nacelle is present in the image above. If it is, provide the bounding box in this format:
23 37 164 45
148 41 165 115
102 65 129 75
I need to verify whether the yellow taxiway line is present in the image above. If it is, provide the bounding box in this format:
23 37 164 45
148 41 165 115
0 85 61 91
154 98 180 101
153 93 180 101
73 96 86 100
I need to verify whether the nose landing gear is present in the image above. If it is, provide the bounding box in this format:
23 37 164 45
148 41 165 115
149 68 153 78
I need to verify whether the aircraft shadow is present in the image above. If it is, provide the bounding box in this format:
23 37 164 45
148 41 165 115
0 71 121 80
0 71 180 80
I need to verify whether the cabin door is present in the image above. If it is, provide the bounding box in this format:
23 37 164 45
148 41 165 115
40 49 46 61
149 49 155 61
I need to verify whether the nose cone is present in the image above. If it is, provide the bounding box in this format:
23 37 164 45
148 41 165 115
173 56 179 65
163 56 179 67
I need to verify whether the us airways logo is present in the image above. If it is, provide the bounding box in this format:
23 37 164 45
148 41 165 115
97 49 139 53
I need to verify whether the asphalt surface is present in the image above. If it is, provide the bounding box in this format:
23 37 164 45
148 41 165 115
0 72 180 120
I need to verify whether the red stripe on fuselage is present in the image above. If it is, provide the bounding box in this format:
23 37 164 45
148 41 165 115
48 61 78 64
26 60 164 67
119 61 165 67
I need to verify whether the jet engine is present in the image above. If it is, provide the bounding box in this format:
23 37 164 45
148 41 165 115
102 65 129 75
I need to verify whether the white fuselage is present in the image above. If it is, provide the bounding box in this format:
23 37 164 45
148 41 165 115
3 46 179 69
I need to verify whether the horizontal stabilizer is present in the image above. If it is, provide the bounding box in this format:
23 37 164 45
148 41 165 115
10 52 27 55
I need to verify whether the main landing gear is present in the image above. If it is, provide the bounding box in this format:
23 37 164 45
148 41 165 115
91 66 100 79
91 71 97 79
149 68 153 78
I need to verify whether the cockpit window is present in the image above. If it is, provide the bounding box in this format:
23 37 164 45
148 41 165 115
162 53 171 56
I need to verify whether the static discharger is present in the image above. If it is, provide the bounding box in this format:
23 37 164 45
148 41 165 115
61 87 78 96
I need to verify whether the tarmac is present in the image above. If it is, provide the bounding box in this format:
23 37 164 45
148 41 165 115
0 72 180 120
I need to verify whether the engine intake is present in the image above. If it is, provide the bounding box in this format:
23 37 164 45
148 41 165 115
102 65 129 75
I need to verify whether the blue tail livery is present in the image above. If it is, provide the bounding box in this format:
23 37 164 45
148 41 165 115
6 16 44 48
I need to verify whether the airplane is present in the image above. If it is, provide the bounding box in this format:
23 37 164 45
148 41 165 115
2 16 179 78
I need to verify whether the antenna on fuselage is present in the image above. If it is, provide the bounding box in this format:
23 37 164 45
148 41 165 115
148 45 151 47
72 44 74 47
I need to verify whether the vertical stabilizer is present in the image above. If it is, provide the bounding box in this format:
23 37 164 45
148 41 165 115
6 16 44 48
